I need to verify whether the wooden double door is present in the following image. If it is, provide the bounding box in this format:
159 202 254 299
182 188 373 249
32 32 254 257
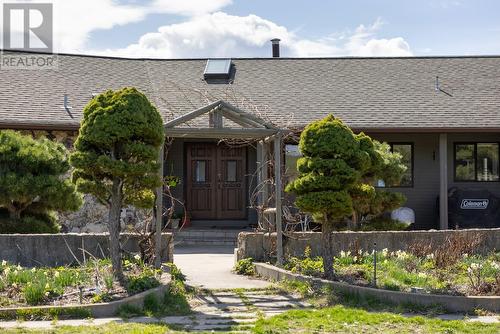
186 143 247 220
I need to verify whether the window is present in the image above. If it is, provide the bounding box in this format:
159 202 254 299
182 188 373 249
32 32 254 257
226 160 237 182
285 144 301 182
390 143 414 187
454 143 499 182
194 160 207 182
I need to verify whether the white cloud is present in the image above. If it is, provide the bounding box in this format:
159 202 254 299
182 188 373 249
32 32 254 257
93 13 412 58
1 1 412 58
0 0 232 52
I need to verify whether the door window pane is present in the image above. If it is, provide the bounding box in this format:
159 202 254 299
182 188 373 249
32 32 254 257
477 143 499 181
455 144 475 181
194 160 206 182
285 144 301 182
391 144 413 187
226 160 237 182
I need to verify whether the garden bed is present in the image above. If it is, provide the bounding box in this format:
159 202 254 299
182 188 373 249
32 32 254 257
254 262 500 313
283 247 500 297
0 257 165 309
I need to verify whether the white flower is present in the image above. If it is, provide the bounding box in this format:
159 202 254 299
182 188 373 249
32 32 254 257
467 267 473 274
340 251 346 258
470 263 482 270
31 268 36 273
1 260 6 266
54 271 60 278
16 265 22 271
44 291 49 297
381 248 389 257
463 253 469 258
353 256 358 263
4 267 10 274
491 262 500 271
133 254 141 261
426 253 434 260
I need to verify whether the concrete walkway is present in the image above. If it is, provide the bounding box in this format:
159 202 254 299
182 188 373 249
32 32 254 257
173 245 270 289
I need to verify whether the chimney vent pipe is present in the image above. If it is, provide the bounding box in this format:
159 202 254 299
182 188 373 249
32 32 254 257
271 38 280 57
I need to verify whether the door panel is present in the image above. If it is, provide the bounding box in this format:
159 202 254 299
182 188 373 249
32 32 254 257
217 146 246 219
186 143 247 220
186 144 216 219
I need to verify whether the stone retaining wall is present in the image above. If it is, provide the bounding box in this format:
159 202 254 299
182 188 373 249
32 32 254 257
237 229 500 261
0 233 173 267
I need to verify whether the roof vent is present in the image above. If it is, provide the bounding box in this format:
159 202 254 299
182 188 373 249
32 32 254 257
271 38 280 57
204 59 232 79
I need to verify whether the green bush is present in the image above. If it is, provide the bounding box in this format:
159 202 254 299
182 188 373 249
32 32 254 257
234 258 255 276
143 293 160 314
358 217 410 231
126 267 161 294
0 210 59 234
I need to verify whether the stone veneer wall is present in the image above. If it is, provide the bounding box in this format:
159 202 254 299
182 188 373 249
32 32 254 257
237 229 500 261
0 233 173 267
15 130 154 233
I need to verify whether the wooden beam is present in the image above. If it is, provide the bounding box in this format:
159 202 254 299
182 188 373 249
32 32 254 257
164 100 222 128
219 101 278 130
219 107 263 128
154 144 165 268
165 127 277 139
274 133 283 266
439 133 448 230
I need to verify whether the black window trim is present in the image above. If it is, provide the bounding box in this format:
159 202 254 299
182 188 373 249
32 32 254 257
388 142 414 188
453 142 500 183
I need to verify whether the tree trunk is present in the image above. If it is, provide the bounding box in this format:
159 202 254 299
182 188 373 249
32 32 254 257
321 220 335 280
9 209 21 220
109 177 124 284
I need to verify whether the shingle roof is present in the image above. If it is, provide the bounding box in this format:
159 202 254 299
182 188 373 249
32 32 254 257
1 50 500 131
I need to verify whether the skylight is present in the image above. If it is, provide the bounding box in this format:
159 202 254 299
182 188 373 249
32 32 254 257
204 59 232 79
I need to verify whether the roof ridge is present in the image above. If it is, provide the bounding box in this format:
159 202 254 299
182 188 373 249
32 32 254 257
3 48 500 61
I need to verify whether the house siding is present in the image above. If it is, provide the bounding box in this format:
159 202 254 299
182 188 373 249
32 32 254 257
369 133 440 229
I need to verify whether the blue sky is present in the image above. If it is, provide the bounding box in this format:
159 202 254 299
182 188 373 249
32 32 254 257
7 0 500 58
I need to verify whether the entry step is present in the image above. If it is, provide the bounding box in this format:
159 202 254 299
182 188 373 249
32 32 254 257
174 229 249 246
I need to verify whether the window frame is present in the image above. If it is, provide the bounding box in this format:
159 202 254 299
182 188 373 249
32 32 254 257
453 142 500 182
388 142 414 188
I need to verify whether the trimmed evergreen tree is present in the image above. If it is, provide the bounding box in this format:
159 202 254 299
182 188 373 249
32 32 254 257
0 130 82 222
70 87 164 282
286 115 405 279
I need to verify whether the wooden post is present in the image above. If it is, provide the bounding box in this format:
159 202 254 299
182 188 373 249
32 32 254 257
274 133 283 266
439 133 448 230
154 144 165 268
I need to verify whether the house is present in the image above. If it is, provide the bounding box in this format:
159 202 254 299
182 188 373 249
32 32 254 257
2 43 500 231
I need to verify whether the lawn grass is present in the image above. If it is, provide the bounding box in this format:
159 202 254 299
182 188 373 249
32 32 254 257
253 305 500 334
1 323 187 334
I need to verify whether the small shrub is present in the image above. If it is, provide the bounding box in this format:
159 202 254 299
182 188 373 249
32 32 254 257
164 263 186 282
143 293 160 314
117 304 144 318
103 273 114 291
23 282 47 305
159 280 191 316
358 217 409 231
234 258 255 276
126 267 160 294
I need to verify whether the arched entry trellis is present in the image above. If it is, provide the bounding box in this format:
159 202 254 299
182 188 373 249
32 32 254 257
154 100 286 266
